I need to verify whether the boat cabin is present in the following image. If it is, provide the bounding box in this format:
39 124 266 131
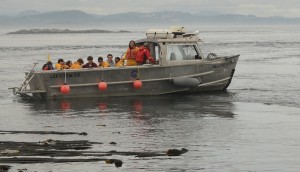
136 26 204 66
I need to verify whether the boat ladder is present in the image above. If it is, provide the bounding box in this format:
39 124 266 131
9 63 38 98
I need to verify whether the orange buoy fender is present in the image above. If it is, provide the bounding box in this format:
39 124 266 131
60 84 70 94
98 81 107 91
133 79 142 89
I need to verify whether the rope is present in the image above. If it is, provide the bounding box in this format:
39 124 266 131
64 69 67 83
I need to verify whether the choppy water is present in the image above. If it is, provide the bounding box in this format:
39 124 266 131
0 25 300 172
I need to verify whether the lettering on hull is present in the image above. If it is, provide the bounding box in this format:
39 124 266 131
50 73 81 79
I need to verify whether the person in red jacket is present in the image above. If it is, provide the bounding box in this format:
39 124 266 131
42 61 54 70
82 56 97 68
136 42 155 65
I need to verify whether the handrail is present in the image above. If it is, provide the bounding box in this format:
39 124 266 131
18 63 38 93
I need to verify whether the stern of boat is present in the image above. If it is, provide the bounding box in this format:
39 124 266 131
10 64 47 99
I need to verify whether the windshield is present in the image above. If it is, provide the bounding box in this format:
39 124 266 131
166 44 201 61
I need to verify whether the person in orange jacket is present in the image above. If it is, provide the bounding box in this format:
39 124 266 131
98 57 110 67
55 59 69 70
114 57 123 67
70 58 84 69
136 42 155 65
121 40 139 66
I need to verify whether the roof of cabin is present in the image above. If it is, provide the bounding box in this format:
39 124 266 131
135 38 158 44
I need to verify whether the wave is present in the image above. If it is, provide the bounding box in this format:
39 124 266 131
1 41 300 51
242 56 300 62
228 89 300 108
0 45 128 52
203 41 300 47
231 88 272 92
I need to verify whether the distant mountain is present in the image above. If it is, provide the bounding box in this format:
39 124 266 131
7 28 131 34
33 10 96 21
16 10 40 17
13 10 98 25
195 14 300 25
101 11 194 23
1 10 300 27
86 11 300 25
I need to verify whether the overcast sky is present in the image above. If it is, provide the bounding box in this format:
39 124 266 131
1 0 300 17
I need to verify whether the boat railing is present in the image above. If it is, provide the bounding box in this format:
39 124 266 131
9 63 38 97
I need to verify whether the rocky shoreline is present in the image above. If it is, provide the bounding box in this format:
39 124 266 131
7 29 130 34
0 130 187 171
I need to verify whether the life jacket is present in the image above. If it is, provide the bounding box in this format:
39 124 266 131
136 47 147 63
125 47 139 60
100 61 110 67
70 62 82 69
55 63 62 70
115 61 123 67
126 59 137 66
136 46 155 63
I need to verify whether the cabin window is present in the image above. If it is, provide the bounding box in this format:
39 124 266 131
166 44 199 61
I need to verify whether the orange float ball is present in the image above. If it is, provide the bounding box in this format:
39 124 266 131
98 81 107 91
133 79 142 89
60 84 70 94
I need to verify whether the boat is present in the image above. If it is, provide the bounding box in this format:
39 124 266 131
10 26 239 100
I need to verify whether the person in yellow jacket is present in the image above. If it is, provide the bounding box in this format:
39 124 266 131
55 59 69 70
115 57 123 67
121 40 139 66
70 58 84 69
98 57 110 67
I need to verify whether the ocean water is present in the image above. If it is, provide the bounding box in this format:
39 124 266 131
0 25 300 172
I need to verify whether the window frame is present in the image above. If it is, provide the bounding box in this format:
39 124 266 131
166 44 201 61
